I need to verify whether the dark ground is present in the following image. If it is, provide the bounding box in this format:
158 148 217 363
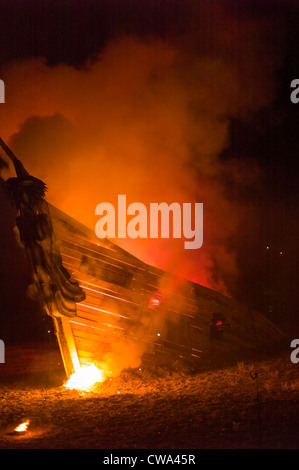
0 342 298 449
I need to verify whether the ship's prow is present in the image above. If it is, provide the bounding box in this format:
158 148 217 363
48 204 285 379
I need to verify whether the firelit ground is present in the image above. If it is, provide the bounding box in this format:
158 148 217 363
0 342 298 449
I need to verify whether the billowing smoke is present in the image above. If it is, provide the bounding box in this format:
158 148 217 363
0 7 283 294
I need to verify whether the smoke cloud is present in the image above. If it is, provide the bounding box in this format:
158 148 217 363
0 6 283 294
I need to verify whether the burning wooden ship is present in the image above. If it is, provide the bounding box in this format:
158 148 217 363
1 138 284 380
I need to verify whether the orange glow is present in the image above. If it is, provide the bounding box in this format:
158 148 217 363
149 297 161 307
0 31 271 295
14 421 30 432
63 363 106 392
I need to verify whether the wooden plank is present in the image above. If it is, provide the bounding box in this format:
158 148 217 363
59 237 145 271
74 336 111 353
60 317 81 372
71 325 109 341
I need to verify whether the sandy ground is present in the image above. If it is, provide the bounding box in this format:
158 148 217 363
0 342 298 449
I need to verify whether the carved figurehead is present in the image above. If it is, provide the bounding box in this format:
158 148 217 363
0 137 85 317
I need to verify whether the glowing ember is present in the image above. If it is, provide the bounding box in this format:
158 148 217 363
64 364 106 391
14 421 29 432
149 297 161 307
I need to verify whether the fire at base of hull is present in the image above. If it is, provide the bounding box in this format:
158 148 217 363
0 137 285 389
48 204 285 385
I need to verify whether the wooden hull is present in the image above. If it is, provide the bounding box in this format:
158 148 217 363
48 205 285 378
1 137 283 380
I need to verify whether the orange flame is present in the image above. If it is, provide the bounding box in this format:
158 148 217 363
14 420 30 432
63 363 106 392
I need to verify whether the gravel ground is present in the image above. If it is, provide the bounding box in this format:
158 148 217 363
0 343 298 449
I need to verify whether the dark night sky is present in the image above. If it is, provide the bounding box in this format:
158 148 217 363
0 0 298 343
